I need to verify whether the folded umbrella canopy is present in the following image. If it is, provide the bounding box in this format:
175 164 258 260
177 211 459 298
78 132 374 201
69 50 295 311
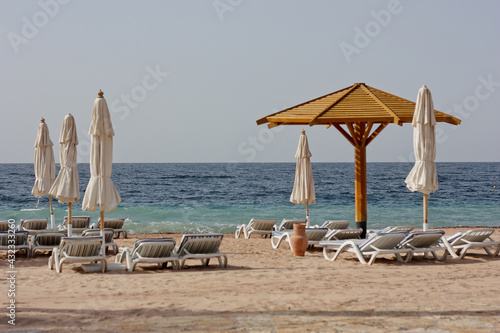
405 85 438 231
49 114 79 236
290 130 316 227
32 118 56 229
82 90 121 255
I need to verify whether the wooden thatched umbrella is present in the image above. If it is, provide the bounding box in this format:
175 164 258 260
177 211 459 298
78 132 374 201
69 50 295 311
256 83 461 237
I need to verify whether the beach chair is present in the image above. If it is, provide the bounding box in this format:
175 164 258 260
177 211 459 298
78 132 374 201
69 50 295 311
398 230 447 261
324 228 363 241
115 238 178 271
48 236 107 273
320 232 412 265
366 225 415 238
271 227 329 251
60 216 91 234
82 228 118 254
440 228 500 259
274 218 307 232
0 220 11 231
18 218 48 235
174 233 227 269
320 220 350 230
94 218 127 238
235 218 277 239
30 231 66 258
0 231 30 257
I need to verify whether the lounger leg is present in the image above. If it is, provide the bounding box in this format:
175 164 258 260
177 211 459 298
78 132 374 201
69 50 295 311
441 238 461 259
271 234 286 249
483 243 500 256
235 225 243 238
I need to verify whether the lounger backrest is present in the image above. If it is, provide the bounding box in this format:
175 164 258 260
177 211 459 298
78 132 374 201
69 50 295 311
177 234 223 255
134 240 176 258
360 232 407 252
329 229 363 240
452 228 495 246
60 236 102 257
399 231 445 248
63 216 91 229
82 229 115 243
379 226 415 234
0 221 10 231
305 228 329 241
34 232 65 246
99 218 125 229
249 219 276 231
21 219 47 230
0 231 29 246
278 219 306 231
323 220 350 230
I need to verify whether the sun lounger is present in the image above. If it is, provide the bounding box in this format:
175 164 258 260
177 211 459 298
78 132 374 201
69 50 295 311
320 220 350 230
93 218 127 238
115 238 178 271
30 231 66 258
48 236 107 273
173 233 227 269
366 225 415 238
324 228 363 241
320 232 412 265
0 230 30 257
398 230 447 261
235 218 277 239
271 227 329 251
440 228 500 259
60 216 91 234
0 220 11 232
18 218 48 235
274 218 307 232
82 228 118 254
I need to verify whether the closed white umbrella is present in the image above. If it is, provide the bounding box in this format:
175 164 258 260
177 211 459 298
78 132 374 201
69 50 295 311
290 130 316 227
405 85 438 231
32 118 56 229
82 90 121 255
49 113 80 236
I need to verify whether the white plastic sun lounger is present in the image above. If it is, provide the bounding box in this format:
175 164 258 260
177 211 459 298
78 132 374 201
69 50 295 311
320 232 412 265
440 228 500 259
82 228 118 255
0 220 12 232
174 233 227 269
18 219 48 235
271 228 329 251
274 218 307 232
397 230 447 261
235 218 277 239
0 230 30 257
60 216 91 234
93 218 127 239
48 236 107 273
115 238 178 271
320 220 350 230
30 231 66 258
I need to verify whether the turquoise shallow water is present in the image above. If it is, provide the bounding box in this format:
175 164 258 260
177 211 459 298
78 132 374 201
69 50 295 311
1 163 498 234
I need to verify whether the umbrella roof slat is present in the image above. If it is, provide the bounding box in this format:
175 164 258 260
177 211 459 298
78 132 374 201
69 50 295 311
257 83 461 127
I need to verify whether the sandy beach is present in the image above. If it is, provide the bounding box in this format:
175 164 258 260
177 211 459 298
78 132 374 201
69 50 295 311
1 227 499 332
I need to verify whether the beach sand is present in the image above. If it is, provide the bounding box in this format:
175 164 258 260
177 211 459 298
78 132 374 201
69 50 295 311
1 227 499 332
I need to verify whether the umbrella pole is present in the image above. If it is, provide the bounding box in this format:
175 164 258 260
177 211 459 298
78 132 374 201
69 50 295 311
306 203 310 227
423 194 428 231
68 202 72 237
100 209 106 256
49 195 55 230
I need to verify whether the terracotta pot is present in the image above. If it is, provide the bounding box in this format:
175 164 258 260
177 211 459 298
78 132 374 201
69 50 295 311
290 223 308 256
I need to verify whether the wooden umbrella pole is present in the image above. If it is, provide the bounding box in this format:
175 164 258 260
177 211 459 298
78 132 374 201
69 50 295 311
354 123 367 238
423 194 428 231
306 202 310 227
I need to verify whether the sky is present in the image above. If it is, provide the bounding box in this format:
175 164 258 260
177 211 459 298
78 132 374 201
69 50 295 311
1 0 499 164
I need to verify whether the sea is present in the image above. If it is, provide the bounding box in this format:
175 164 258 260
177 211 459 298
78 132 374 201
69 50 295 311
0 163 498 234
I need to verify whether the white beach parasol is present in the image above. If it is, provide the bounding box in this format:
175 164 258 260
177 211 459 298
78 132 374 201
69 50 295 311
49 114 80 236
290 130 316 227
32 118 56 229
82 90 121 255
405 85 438 231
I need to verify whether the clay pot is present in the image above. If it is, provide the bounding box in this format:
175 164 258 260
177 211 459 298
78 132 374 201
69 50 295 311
290 223 308 256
